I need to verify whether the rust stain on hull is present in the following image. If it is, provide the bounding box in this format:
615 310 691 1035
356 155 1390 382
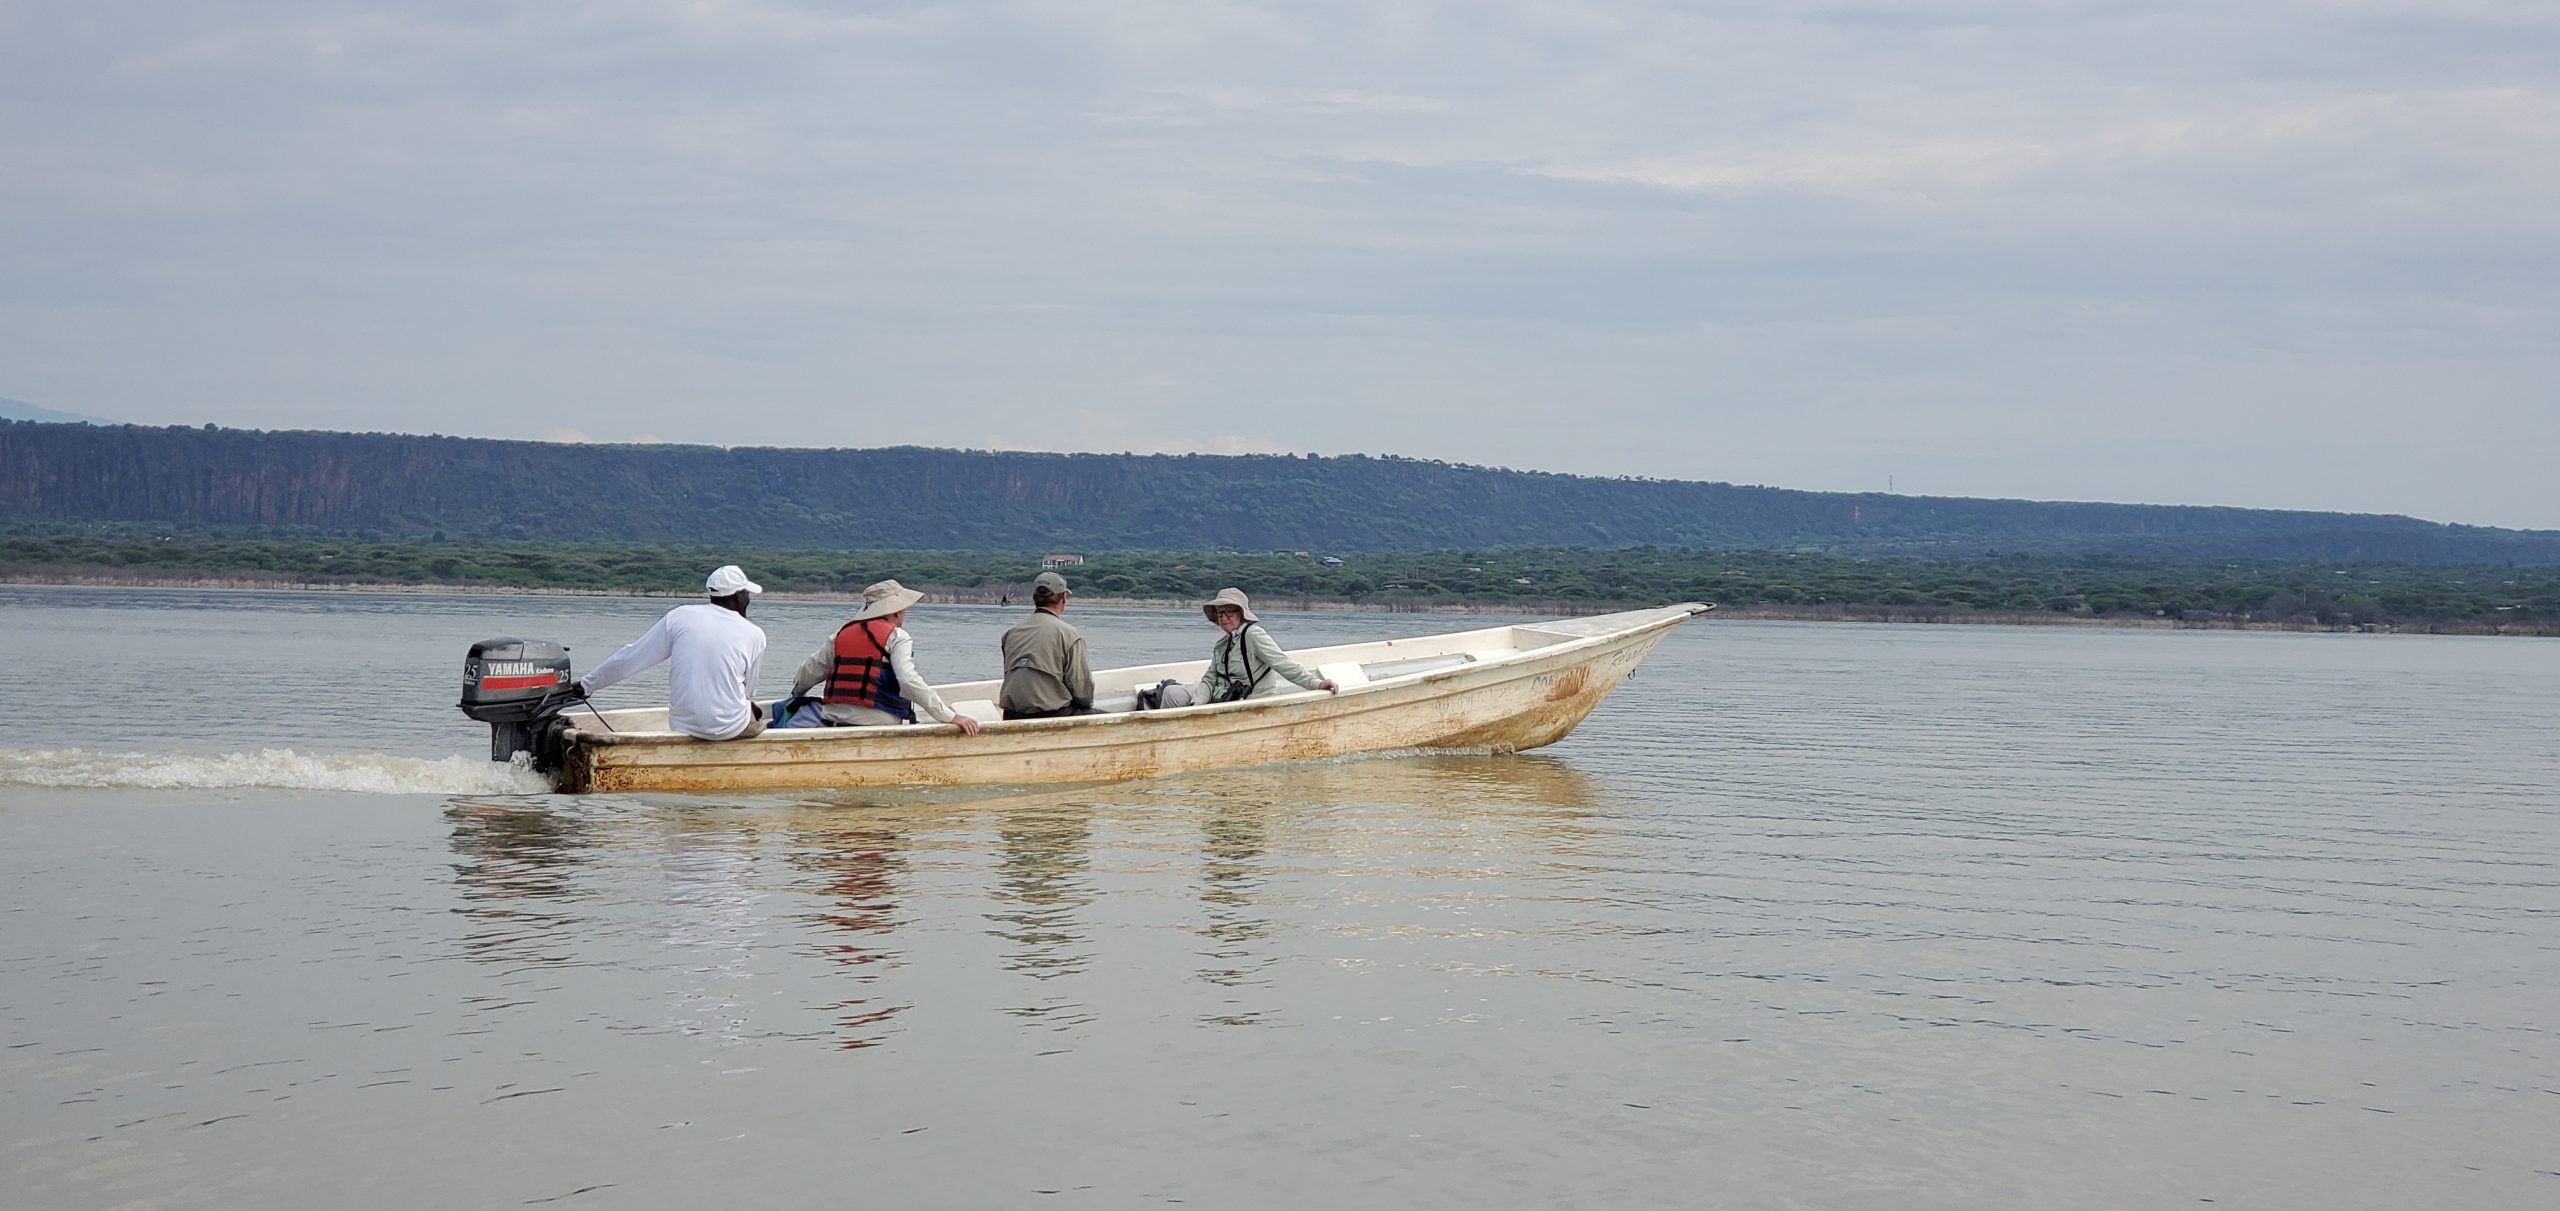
1424 670 1628 752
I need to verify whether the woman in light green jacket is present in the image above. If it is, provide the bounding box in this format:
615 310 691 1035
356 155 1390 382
1194 588 1338 703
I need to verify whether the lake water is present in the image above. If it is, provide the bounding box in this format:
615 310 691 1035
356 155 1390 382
2 586 2556 1209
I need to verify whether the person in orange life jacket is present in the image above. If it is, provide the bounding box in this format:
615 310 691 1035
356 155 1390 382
786 579 982 735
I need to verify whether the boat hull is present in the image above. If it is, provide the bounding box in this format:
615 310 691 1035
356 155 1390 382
557 606 1697 794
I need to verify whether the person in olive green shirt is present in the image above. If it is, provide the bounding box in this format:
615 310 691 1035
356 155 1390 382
998 571 1097 720
1195 587 1338 703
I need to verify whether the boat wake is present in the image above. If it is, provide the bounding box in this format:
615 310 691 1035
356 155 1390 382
0 748 552 795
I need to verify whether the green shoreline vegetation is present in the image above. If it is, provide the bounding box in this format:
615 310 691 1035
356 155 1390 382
6 531 2556 635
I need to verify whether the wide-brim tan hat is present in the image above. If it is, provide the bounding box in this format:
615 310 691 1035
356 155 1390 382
1200 587 1259 624
851 578 925 621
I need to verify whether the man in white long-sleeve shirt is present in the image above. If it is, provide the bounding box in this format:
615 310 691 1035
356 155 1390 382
575 565 770 741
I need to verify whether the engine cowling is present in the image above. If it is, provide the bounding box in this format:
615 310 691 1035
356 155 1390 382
458 638 573 764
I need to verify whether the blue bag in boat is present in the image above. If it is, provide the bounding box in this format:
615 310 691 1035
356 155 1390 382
768 694 828 728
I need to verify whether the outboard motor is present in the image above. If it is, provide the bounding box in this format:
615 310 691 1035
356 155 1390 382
458 638 573 764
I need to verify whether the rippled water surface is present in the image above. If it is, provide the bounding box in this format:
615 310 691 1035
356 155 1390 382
3 587 2557 1208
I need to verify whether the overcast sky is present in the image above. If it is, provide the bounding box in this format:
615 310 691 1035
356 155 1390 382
5 1 2555 527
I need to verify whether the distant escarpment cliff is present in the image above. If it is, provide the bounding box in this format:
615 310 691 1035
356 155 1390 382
4 421 2554 563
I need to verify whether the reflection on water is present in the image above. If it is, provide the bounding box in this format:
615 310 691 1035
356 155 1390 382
987 803 1099 982
1177 751 1606 817
783 808 913 1049
1195 799 1275 1026
652 820 770 1044
447 800 593 969
423 753 1615 1053
987 802 1102 1036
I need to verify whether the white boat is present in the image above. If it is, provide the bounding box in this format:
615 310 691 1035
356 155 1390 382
541 603 1711 794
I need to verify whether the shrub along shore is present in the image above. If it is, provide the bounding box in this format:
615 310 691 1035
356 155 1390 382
4 532 2555 635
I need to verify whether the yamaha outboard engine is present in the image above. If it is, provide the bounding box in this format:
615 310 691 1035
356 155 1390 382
457 638 573 765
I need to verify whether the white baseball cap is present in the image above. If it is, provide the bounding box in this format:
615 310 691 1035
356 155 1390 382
705 565 764 596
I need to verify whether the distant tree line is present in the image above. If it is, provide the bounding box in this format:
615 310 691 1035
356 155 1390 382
6 530 2554 631
7 419 2557 563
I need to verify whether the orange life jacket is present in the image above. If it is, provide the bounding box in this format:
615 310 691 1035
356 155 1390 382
823 620 915 720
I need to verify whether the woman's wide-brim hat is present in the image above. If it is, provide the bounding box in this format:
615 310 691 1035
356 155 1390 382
852 578 926 621
1200 587 1259 624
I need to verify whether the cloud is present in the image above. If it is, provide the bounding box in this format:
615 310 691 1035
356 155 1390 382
1538 139 2060 201
1093 85 1449 127
1141 433 1294 456
1 0 2555 527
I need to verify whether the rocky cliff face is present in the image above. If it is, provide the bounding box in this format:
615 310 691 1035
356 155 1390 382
4 420 2552 562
